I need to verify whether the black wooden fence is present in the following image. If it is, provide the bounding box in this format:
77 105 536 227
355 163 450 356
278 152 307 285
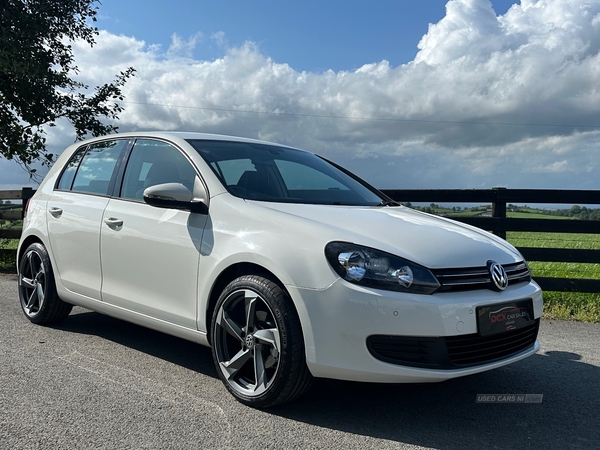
381 187 600 293
2 187 600 293
0 188 34 262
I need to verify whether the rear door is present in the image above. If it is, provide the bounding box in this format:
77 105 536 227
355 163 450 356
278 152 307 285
46 139 130 299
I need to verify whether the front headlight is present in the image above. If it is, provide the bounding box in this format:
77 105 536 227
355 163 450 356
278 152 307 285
325 242 440 295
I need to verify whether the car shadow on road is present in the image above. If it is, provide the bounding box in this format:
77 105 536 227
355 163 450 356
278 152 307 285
270 350 599 449
51 308 218 379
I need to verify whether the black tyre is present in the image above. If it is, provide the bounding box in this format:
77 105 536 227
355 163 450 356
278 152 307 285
18 242 72 324
211 275 313 408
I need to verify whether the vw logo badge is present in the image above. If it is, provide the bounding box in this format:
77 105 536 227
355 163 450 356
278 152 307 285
488 261 508 291
245 334 255 349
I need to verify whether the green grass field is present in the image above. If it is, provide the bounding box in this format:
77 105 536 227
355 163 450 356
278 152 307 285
506 232 600 323
0 238 18 270
507 231 600 249
0 240 18 250
506 212 574 220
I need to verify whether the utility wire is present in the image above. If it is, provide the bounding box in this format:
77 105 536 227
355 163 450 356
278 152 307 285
121 100 600 129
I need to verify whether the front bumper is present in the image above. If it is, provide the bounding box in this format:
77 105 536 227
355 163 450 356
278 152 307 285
288 278 543 382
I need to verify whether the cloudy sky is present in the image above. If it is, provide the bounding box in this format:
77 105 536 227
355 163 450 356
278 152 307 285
3 0 600 191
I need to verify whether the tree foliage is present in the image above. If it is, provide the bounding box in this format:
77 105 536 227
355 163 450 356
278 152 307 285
0 0 135 176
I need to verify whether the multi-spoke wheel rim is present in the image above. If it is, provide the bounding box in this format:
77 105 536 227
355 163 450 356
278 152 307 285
214 289 281 397
19 249 47 317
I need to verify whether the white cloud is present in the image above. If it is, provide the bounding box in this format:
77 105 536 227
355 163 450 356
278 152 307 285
166 32 204 59
3 0 600 192
211 31 227 48
532 160 569 173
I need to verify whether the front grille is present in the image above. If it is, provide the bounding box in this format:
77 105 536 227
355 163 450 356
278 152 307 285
432 262 531 292
367 319 539 370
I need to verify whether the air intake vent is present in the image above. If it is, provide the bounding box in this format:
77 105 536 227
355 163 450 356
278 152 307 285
367 319 539 369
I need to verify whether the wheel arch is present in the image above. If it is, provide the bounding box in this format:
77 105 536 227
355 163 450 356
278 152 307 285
205 262 295 344
17 234 45 270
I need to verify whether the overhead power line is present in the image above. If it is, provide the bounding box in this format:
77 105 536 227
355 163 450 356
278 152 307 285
121 101 600 129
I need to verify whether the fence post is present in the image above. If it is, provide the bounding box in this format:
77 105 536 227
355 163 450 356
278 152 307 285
21 187 34 220
492 187 507 240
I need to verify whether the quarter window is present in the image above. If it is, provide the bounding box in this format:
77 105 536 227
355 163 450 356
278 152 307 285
56 147 86 191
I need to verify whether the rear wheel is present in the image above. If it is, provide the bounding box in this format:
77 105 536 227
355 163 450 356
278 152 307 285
18 243 72 324
211 275 313 407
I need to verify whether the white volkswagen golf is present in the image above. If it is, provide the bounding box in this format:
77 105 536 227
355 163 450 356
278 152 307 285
18 132 543 407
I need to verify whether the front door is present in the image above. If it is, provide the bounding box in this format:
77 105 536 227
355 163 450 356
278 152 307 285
100 139 206 329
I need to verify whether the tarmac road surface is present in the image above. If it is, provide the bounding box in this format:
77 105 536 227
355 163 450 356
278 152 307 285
1 272 599 449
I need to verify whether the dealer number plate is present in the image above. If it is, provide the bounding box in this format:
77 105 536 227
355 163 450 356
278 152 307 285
477 299 534 336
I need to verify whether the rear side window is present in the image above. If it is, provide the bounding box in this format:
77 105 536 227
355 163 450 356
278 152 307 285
71 140 127 195
61 140 127 196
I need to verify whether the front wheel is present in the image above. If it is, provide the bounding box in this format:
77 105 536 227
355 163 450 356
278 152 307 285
211 275 313 407
18 242 72 324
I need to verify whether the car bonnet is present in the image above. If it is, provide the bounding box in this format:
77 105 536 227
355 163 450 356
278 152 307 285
250 202 522 269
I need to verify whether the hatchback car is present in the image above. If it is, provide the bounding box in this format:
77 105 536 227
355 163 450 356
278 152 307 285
18 132 543 407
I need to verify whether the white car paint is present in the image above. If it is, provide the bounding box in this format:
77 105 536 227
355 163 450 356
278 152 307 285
46 191 108 299
100 198 206 329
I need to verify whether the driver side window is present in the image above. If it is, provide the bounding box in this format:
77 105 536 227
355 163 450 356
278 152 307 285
120 139 197 201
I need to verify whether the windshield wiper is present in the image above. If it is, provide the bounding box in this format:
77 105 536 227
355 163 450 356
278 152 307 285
378 200 401 207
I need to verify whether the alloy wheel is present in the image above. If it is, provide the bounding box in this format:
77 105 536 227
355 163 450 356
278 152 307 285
213 288 282 397
19 249 47 317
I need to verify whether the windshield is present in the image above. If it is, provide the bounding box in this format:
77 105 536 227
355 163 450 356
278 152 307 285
187 140 385 206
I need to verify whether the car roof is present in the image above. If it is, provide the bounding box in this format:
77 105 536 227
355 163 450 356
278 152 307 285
86 131 295 149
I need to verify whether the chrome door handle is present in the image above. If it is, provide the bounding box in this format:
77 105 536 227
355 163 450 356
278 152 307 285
104 217 123 228
49 207 63 218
